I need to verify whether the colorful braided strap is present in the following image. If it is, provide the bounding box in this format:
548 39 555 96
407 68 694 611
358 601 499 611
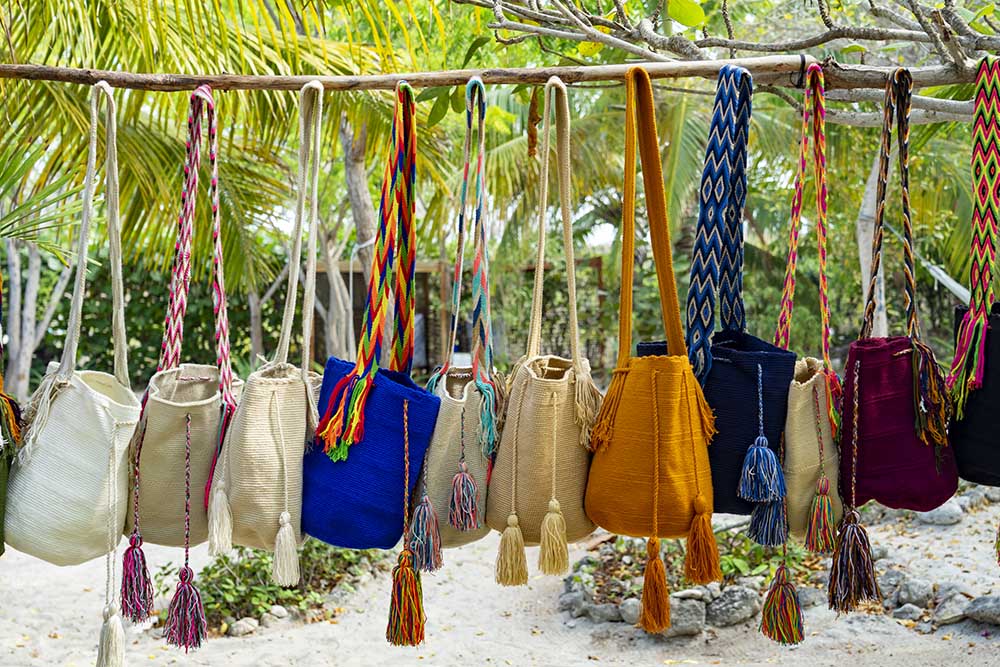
949 56 1000 417
773 63 841 440
686 64 752 382
858 69 951 448
316 82 418 461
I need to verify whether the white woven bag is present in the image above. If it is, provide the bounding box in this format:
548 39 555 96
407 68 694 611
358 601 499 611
5 82 140 567
207 82 324 586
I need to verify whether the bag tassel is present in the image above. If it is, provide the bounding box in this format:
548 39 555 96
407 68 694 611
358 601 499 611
495 513 528 586
748 499 788 547
684 495 722 584
804 477 837 554
994 521 999 568
638 536 671 633
164 566 207 651
911 338 952 448
738 435 786 502
273 511 300 586
759 564 804 645
573 365 603 449
827 509 881 613
0 386 22 446
120 533 153 623
316 370 374 462
207 481 233 557
448 461 480 531
409 490 443 572
589 368 627 452
475 375 500 460
538 498 569 575
96 604 125 667
386 549 425 646
823 368 843 440
948 310 987 418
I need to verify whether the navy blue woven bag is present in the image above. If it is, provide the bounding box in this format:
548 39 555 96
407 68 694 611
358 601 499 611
639 66 794 532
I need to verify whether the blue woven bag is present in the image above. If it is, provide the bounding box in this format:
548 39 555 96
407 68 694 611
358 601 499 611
639 66 794 528
301 83 441 550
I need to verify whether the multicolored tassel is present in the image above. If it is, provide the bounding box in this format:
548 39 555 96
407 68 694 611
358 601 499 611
449 462 479 531
164 565 206 651
120 534 153 622
760 564 804 645
911 338 951 448
639 537 671 633
748 498 788 547
804 477 837 554
827 509 880 613
409 489 443 573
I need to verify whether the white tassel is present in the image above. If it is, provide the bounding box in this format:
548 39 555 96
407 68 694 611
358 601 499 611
95 604 125 667
273 511 300 586
208 481 233 556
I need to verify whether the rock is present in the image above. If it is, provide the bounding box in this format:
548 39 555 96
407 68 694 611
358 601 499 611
559 591 588 618
877 565 906 596
706 586 760 627
897 577 933 608
619 598 641 626
966 596 1000 626
937 582 976 601
915 621 934 635
673 588 706 601
260 612 280 628
932 594 969 625
892 604 924 621
228 617 259 637
586 603 622 624
704 582 722 600
985 487 1000 503
564 619 577 629
915 499 962 526
809 569 829 586
661 598 706 637
796 586 825 609
736 576 765 592
962 488 988 509
269 604 289 619
871 543 889 561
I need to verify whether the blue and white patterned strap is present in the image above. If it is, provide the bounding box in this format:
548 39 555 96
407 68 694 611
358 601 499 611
686 64 753 382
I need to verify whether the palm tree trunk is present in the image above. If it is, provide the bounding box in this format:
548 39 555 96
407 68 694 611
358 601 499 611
5 240 22 395
339 115 375 285
856 151 889 338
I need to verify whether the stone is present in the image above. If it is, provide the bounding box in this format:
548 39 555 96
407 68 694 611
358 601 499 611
586 603 622 624
877 566 906 597
870 543 889 561
704 582 722 600
660 598 706 637
260 613 280 628
932 594 969 625
963 487 988 509
915 621 934 635
915 499 962 526
618 598 641 626
985 487 1000 503
736 576 765 591
937 582 976 601
809 569 829 586
965 595 1000 626
228 617 259 637
559 591 588 618
892 603 923 621
897 577 933 608
705 586 760 627
673 588 706 601
564 619 577 629
269 604 289 619
796 587 826 609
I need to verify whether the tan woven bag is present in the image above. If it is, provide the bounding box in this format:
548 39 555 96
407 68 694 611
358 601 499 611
207 82 324 586
486 77 602 585
410 79 501 567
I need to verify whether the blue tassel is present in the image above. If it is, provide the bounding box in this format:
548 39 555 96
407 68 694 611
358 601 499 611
748 499 788 547
475 377 498 460
409 491 443 572
738 435 786 502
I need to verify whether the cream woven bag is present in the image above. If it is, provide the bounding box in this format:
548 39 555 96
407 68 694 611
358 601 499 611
207 82 324 586
120 87 242 635
5 82 140 567
485 78 601 584
410 79 501 567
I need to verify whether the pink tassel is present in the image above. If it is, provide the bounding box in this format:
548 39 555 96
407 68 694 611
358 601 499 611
164 566 207 652
448 461 480 531
120 533 153 623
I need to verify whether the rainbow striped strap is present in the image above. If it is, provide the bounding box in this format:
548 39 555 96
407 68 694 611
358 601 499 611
686 64 752 381
949 57 1000 414
316 82 417 460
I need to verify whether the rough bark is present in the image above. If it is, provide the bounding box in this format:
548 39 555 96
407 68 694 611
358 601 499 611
248 287 264 361
13 244 41 400
5 239 21 393
856 151 889 338
339 115 376 285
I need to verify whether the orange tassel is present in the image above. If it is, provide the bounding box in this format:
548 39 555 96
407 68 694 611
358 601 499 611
638 537 671 633
685 495 722 584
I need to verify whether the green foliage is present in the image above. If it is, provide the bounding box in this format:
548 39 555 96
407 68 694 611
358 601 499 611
153 540 383 628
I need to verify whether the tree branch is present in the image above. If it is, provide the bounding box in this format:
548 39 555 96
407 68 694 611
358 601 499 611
33 259 73 348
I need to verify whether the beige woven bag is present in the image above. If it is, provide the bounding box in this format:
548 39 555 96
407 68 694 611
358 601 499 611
486 78 602 585
5 82 140 570
207 82 323 586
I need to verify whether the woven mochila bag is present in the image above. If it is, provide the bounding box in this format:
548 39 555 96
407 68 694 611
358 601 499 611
6 82 140 567
831 70 957 615
207 82 324 585
485 77 602 584
949 57 1000 563
639 65 795 544
303 82 441 552
120 86 242 652
0 260 19 558
410 78 503 569
772 64 844 553
586 67 721 635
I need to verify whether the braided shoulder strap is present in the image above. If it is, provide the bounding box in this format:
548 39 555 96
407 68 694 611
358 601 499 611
316 82 417 461
686 64 752 382
949 56 1000 416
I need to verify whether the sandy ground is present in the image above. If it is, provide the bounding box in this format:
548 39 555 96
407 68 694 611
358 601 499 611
3 503 1000 666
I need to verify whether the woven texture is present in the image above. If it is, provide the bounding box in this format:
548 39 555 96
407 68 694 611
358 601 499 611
485 78 599 546
5 85 140 566
784 358 843 537
586 67 717 540
951 305 1000 485
303 357 438 548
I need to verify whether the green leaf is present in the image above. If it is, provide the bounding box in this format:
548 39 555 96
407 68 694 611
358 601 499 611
974 4 995 20
462 35 491 68
416 86 446 102
428 90 451 127
732 557 751 575
668 0 705 27
842 43 867 54
451 85 464 113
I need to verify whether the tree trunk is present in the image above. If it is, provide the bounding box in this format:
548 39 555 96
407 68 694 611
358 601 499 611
5 239 21 393
248 287 264 362
13 244 41 401
855 151 889 338
339 115 376 285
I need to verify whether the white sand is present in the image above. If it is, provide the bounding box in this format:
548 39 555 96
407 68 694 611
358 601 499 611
3 503 1000 666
